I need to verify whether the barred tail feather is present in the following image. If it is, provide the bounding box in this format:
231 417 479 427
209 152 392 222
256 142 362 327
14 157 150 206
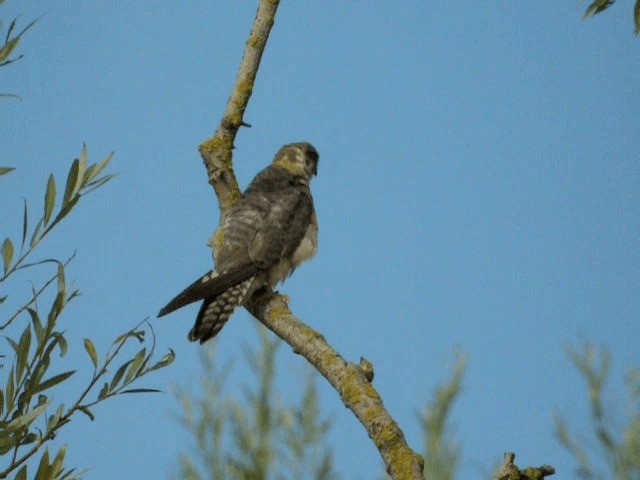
158 264 259 318
188 277 255 343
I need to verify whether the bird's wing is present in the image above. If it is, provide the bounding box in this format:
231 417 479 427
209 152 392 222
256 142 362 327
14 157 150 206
247 188 314 268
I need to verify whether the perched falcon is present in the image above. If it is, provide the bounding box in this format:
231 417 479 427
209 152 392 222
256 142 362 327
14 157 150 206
158 142 319 344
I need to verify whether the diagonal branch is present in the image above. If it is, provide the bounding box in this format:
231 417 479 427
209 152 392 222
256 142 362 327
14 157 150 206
198 1 425 478
198 0 279 215
247 292 426 479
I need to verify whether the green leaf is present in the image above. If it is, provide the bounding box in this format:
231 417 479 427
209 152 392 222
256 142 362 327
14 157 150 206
30 217 44 248
77 144 88 188
21 198 28 249
50 194 79 228
0 166 15 176
5 398 51 432
85 151 113 183
583 0 614 20
6 336 19 353
56 332 68 357
15 465 27 480
124 348 147 384
62 159 80 205
119 388 162 394
28 308 44 344
83 338 98 369
16 324 32 384
6 365 15 412
31 370 75 395
77 405 95 421
98 382 109 400
34 446 51 480
110 359 133 391
0 36 20 62
57 262 65 294
84 173 115 194
44 174 56 225
51 445 67 477
147 348 176 372
46 403 64 431
2 237 13 274
635 0 640 34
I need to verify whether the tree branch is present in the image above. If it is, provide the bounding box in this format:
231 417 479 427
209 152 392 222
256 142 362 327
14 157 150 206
493 452 555 480
247 292 425 479
197 1 425 478
199 0 279 214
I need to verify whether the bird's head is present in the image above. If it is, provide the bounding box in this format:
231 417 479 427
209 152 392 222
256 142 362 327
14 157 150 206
272 142 319 179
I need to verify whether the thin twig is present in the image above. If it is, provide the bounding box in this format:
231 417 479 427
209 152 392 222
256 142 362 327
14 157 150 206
0 252 76 331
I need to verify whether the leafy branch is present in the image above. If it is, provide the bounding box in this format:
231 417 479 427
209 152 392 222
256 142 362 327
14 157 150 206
1 146 174 479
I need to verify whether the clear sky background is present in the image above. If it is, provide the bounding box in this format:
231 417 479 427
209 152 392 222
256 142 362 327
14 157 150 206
2 2 639 479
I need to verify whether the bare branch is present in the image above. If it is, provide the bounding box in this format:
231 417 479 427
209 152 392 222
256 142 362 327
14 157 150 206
493 452 555 480
198 0 280 214
247 292 426 480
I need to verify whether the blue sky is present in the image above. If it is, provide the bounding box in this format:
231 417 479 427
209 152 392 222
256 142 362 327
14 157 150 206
2 2 639 478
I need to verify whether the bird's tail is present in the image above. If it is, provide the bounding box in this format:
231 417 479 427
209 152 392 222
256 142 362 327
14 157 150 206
188 277 255 344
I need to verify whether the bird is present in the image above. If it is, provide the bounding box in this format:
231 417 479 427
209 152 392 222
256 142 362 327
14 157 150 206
158 142 319 344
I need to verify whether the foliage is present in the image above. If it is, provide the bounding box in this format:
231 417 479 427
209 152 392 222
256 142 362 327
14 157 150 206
1 148 175 479
419 352 467 480
172 326 336 480
554 344 640 480
582 0 640 35
0 2 37 98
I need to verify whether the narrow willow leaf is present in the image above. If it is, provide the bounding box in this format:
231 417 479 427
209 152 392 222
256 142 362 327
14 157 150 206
5 336 19 353
50 195 79 228
584 0 614 19
57 262 66 294
635 0 640 34
56 333 68 357
30 217 44 248
77 144 88 188
30 358 49 389
20 432 38 445
98 382 109 400
2 237 13 273
83 338 98 369
21 198 28 249
84 173 115 194
44 174 56 225
16 325 31 384
0 37 20 62
0 166 16 176
62 159 80 205
120 388 161 394
31 370 75 395
6 366 15 412
148 349 176 372
51 445 67 476
5 398 51 432
86 152 113 183
47 403 64 431
77 405 95 421
110 360 133 391
0 389 4 417
15 465 27 480
124 348 146 384
35 446 51 480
